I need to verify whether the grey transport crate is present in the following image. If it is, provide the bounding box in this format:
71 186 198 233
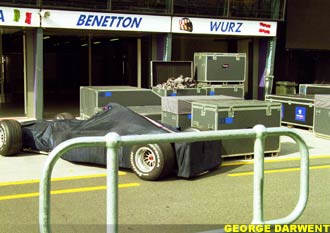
194 53 246 83
80 86 161 119
128 105 162 121
204 84 244 98
162 95 240 114
299 84 330 95
265 94 314 129
150 60 193 87
161 111 191 130
152 87 206 97
276 81 297 95
191 100 281 157
314 94 330 138
161 95 239 130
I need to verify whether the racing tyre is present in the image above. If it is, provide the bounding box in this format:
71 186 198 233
54 112 75 120
130 143 176 181
183 127 201 133
0 120 23 156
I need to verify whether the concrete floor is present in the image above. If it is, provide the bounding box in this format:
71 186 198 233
1 105 330 232
0 133 329 233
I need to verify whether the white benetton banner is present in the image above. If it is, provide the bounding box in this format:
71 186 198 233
0 7 277 37
0 6 40 27
41 9 172 33
172 16 277 37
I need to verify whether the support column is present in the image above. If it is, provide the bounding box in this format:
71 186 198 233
0 31 4 104
88 34 92 86
35 28 44 119
252 38 259 99
25 28 44 119
137 38 141 88
163 33 172 61
264 38 277 96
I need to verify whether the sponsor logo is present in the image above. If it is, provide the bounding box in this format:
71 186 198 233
0 9 32 24
76 14 142 28
179 17 193 32
259 22 271 34
210 21 242 33
295 106 306 122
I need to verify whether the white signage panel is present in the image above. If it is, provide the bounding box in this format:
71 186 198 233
0 7 40 27
172 17 277 37
41 9 171 33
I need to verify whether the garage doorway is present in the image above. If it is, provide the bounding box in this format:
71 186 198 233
43 34 138 118
0 30 25 118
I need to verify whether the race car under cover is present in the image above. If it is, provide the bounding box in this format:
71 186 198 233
0 103 222 180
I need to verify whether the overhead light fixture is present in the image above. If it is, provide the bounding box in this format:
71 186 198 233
43 36 50 40
93 41 101 45
81 43 88 47
110 38 119 42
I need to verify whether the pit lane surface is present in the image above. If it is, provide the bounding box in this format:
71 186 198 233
1 128 330 233
1 153 329 233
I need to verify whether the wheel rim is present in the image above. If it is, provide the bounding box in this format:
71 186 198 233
134 146 156 172
0 126 5 148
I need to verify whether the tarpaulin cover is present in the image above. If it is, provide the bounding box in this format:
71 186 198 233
21 103 221 178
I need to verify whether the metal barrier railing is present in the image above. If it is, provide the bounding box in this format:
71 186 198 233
39 125 309 233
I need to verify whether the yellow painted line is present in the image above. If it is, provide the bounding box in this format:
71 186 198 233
0 183 140 201
222 155 330 167
228 164 330 177
0 172 126 187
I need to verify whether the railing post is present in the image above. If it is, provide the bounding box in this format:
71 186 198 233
105 132 121 233
252 125 267 224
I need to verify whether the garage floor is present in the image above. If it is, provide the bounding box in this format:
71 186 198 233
0 112 330 232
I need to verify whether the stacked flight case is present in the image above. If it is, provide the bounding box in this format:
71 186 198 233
194 52 246 98
299 84 330 95
161 95 240 130
150 60 201 97
152 86 206 97
314 95 330 138
265 94 315 129
191 100 281 157
80 86 161 120
202 84 244 98
194 53 246 83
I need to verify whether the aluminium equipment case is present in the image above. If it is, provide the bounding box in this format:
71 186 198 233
150 60 204 97
203 84 245 98
299 84 330 95
161 95 240 130
152 83 244 98
127 105 162 122
191 100 281 157
265 94 314 129
194 53 246 83
150 60 193 87
275 81 297 95
314 94 330 138
80 86 161 119
152 87 206 97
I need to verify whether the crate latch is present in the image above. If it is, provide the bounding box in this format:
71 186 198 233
207 124 214 130
228 107 234 117
201 106 206 116
266 105 272 116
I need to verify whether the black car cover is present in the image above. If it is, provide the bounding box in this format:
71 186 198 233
22 103 221 178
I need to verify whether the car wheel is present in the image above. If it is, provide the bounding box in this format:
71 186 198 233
54 112 75 120
183 127 201 132
0 120 23 156
130 143 176 181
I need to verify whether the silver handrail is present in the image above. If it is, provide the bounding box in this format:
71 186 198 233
39 125 309 233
